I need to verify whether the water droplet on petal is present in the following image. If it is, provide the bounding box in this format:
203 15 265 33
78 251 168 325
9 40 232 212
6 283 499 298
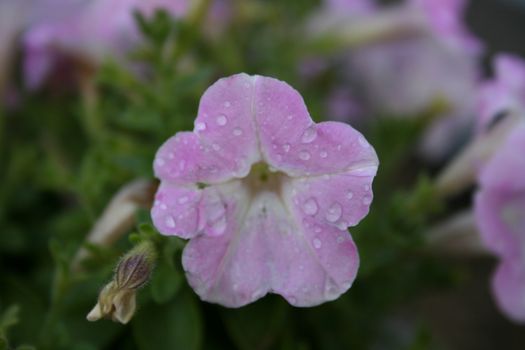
288 296 297 304
233 127 243 136
224 101 231 108
320 151 328 158
302 198 318 215
358 136 370 148
210 216 227 235
168 152 174 159
178 196 188 204
325 202 342 222
212 143 221 151
283 143 291 152
313 238 322 249
324 283 339 299
195 122 206 131
155 158 165 167
337 236 345 244
301 127 317 143
160 204 167 210
364 184 370 191
165 216 176 228
346 190 354 199
336 221 348 231
299 151 311 160
179 160 186 170
362 196 372 205
216 114 228 126
287 115 293 120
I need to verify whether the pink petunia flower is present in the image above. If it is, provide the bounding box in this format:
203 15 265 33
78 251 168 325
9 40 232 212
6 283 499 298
349 0 482 117
474 124 525 322
435 54 525 194
151 74 379 307
471 54 525 322
476 54 525 133
22 0 189 89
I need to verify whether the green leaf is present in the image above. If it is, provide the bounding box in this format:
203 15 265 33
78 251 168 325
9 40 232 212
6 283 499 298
221 296 288 350
15 345 36 350
133 291 202 350
0 305 19 331
150 260 183 304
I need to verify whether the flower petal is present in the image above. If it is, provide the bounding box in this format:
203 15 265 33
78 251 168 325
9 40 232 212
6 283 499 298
491 260 525 323
151 182 202 238
154 74 262 184
182 181 359 307
254 76 378 176
478 125 525 192
285 166 377 232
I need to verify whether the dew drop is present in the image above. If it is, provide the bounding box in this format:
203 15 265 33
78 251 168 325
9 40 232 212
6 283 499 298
346 190 354 199
233 127 243 136
336 221 348 231
299 151 311 160
337 236 345 244
195 122 206 131
313 238 322 249
358 136 370 148
283 143 291 152
364 184 370 191
178 196 188 204
165 215 176 228
179 160 186 170
302 198 319 215
320 151 328 158
155 158 165 167
224 101 231 108
216 114 228 126
301 127 317 143
362 196 372 205
154 200 160 206
168 152 175 159
325 202 342 222
211 216 227 235
287 115 293 120
160 203 167 210
212 143 221 151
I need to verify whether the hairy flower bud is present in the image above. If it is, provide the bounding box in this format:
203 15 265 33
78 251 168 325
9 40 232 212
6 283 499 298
87 241 157 324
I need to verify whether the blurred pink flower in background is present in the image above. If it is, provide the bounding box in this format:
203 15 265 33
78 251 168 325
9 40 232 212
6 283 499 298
475 124 525 323
476 54 525 133
474 54 525 322
151 73 378 307
22 0 189 89
349 0 482 116
435 54 525 195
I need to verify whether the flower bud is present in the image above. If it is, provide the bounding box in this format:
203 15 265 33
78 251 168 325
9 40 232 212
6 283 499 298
87 241 157 324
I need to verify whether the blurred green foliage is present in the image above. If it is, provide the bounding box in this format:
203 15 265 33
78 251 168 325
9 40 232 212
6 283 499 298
0 2 461 349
